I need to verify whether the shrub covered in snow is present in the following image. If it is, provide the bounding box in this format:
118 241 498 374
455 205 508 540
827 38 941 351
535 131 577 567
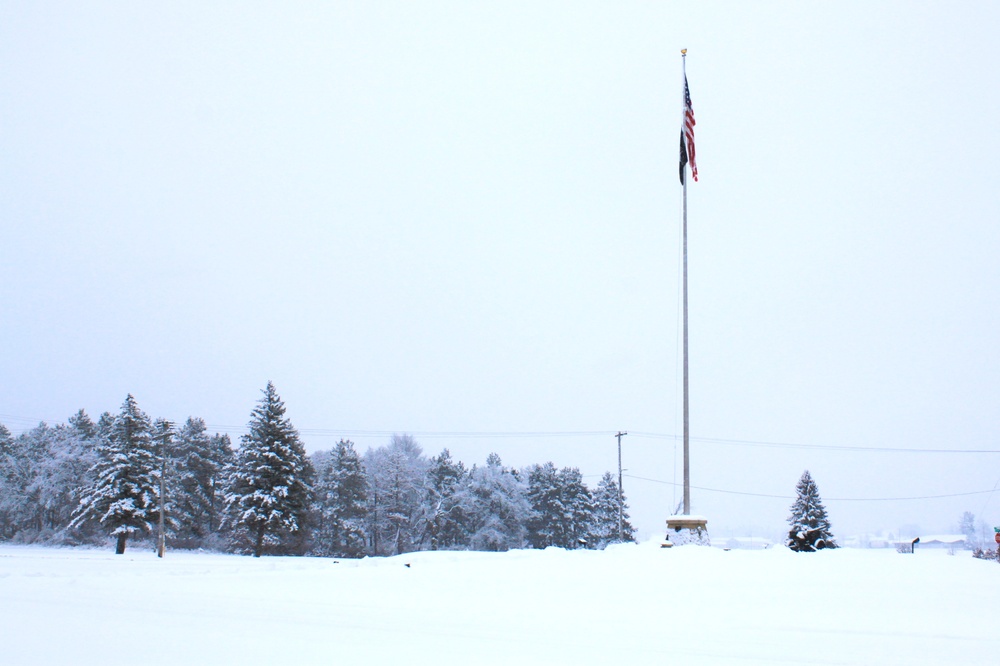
972 547 999 562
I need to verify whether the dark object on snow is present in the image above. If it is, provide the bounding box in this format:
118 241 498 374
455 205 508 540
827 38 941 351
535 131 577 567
972 547 1000 562
404 563 411 568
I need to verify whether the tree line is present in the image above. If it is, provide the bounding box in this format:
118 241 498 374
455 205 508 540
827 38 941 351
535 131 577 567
0 382 635 556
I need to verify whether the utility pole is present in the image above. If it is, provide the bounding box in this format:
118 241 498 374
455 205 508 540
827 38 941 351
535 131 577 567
615 431 627 542
154 421 173 559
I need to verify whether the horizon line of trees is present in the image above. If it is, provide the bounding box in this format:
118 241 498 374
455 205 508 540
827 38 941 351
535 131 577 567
0 382 635 556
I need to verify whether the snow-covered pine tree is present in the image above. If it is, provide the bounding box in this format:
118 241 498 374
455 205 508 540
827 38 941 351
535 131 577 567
206 434 233 535
224 382 314 557
557 466 594 548
72 395 159 554
589 471 636 548
96 411 114 441
68 409 99 441
0 422 46 539
313 439 368 558
0 422 12 454
425 448 469 550
0 415 98 542
29 420 98 540
525 463 594 549
786 470 837 552
7 424 49 536
464 453 530 551
171 417 233 546
0 423 16 538
525 462 562 548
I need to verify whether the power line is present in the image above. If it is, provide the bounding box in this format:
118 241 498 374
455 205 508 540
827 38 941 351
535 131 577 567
292 429 615 439
280 428 1000 454
196 427 620 440
4 409 995 502
0 412 57 427
293 429 1000 454
623 473 998 502
4 412 998 454
629 431 1000 454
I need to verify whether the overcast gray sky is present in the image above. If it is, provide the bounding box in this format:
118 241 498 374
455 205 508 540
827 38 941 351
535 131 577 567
2 1 999 540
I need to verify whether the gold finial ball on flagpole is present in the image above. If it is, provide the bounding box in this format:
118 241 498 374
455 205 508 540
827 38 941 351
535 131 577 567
681 48 687 55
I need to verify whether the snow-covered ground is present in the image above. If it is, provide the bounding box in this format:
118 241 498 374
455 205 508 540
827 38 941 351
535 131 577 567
3 541 998 665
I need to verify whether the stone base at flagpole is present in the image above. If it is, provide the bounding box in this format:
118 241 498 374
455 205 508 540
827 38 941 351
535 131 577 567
662 515 710 548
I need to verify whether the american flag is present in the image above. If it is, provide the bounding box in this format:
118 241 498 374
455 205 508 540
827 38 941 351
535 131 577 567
679 74 698 184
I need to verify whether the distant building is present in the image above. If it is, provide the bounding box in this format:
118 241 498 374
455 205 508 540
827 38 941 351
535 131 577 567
883 534 967 553
914 535 967 549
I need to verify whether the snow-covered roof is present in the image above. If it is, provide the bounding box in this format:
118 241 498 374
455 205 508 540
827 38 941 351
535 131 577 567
917 535 966 545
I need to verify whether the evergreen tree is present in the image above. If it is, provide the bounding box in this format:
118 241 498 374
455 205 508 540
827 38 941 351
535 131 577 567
786 470 837 552
224 382 314 557
557 466 594 548
425 448 469 550
29 421 98 539
313 439 368 558
525 463 594 549
0 423 12 454
589 472 636 548
525 462 562 548
72 395 159 554
96 411 114 441
464 453 530 551
68 409 98 441
0 414 99 542
0 423 16 538
171 417 233 545
0 423 46 538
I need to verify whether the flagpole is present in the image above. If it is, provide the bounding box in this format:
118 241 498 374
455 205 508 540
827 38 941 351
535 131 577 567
681 49 690 516
664 49 707 547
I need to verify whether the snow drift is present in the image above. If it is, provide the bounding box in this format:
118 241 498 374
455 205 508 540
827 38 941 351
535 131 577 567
2 541 998 665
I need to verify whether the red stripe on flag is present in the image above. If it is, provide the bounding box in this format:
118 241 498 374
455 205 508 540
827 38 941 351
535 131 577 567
683 76 698 182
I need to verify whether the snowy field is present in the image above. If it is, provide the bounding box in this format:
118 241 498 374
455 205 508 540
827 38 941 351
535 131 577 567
3 541 998 665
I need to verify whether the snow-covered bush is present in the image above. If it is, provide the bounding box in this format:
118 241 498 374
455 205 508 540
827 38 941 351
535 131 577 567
972 547 999 562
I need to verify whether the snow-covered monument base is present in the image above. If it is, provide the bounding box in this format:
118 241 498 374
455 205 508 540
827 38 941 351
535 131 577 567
662 515 710 547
